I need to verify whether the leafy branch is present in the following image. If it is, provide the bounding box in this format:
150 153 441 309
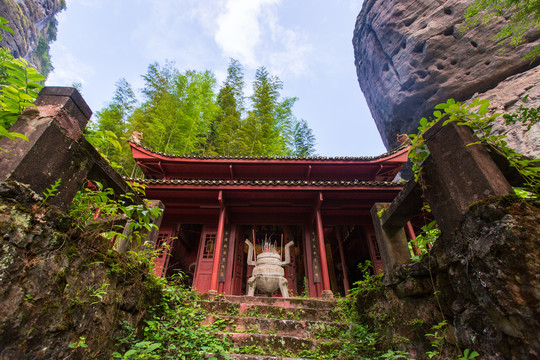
40 178 62 207
0 16 45 151
69 181 163 248
408 98 539 194
462 0 540 60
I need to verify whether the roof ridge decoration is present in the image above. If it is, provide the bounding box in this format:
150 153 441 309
128 140 409 161
124 177 402 187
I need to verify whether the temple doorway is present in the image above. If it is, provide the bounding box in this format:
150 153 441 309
324 226 375 297
233 225 306 296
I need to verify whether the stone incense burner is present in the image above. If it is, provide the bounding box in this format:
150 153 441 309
245 240 294 297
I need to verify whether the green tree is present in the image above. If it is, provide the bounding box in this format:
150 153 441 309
94 59 318 164
211 58 245 156
240 66 296 156
291 119 316 157
96 78 136 136
463 0 540 59
129 62 219 155
88 78 137 173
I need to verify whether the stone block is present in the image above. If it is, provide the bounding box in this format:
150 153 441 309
0 87 131 210
422 119 513 236
371 202 411 275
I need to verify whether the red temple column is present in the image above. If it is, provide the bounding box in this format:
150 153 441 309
335 229 350 294
209 192 226 295
406 221 423 255
315 193 332 299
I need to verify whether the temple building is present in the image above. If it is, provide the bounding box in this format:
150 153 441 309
129 141 409 298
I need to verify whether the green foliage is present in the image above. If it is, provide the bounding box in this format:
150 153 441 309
0 16 44 151
113 274 230 359
410 220 440 262
463 0 540 59
89 282 109 304
349 260 384 299
35 35 52 77
239 66 298 156
69 336 89 349
408 98 539 194
0 57 45 125
130 63 221 157
93 59 317 175
211 58 245 156
69 181 162 247
380 349 410 359
458 349 480 360
291 118 316 157
425 320 448 359
0 17 14 39
88 78 138 173
330 261 386 359
40 178 62 207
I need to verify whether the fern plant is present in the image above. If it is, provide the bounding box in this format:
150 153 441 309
0 16 45 150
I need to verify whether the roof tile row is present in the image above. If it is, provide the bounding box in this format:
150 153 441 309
125 178 401 187
130 142 407 161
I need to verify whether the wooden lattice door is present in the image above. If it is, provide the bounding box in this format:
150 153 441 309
193 226 216 292
153 230 173 277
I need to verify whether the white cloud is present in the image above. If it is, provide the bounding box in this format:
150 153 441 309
214 0 282 68
265 10 311 77
130 0 226 70
46 43 95 87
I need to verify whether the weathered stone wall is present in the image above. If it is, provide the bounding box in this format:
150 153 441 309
358 196 540 359
0 181 161 360
0 0 65 76
353 0 540 160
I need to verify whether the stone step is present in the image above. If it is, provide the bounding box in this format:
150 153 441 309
226 355 317 360
198 301 342 322
220 332 342 356
199 294 336 310
204 315 348 339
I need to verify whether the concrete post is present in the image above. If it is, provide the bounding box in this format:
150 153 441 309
0 86 132 210
422 119 513 236
370 203 411 274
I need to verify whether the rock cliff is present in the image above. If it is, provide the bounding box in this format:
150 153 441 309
359 196 540 359
0 0 65 77
353 0 540 159
0 181 161 359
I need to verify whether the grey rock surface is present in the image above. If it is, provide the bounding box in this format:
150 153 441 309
353 0 540 158
0 0 65 75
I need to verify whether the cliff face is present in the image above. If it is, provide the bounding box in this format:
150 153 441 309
0 0 65 77
0 181 161 359
353 0 540 158
358 197 540 359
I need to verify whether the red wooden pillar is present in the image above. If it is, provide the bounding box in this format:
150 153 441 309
406 221 422 255
335 229 350 294
209 191 226 295
315 193 332 299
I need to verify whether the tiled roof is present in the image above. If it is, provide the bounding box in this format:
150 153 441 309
129 142 408 161
124 178 402 187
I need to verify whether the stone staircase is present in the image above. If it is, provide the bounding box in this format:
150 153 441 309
198 294 348 360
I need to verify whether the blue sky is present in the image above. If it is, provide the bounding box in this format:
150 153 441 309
47 0 386 156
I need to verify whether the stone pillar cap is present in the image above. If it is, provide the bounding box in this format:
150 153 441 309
34 87 92 130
